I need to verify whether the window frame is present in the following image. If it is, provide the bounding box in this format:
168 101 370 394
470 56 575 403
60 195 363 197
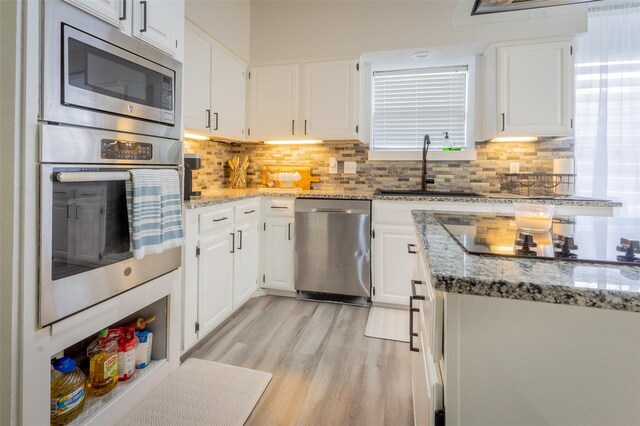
364 55 479 161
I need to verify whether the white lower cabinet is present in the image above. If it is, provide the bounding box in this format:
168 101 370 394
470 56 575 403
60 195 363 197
183 199 260 351
261 199 295 292
372 224 417 305
197 227 234 337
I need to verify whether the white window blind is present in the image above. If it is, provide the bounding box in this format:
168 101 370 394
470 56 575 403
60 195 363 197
372 66 468 151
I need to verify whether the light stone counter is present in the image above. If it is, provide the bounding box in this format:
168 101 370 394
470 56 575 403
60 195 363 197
412 210 640 312
184 188 622 209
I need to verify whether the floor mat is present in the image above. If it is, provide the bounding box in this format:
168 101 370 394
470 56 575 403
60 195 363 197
119 358 272 426
364 306 410 343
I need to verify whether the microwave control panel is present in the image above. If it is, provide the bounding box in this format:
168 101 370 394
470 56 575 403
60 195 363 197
101 139 153 161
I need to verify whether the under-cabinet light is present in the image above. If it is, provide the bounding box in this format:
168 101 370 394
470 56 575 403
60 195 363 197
263 140 323 145
184 132 210 141
490 137 539 143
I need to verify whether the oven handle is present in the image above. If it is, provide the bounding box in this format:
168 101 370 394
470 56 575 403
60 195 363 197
54 171 131 183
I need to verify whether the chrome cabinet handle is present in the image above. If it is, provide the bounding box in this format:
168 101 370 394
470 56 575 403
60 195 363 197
212 216 228 222
501 113 505 131
206 110 211 128
270 206 288 209
120 0 127 20
230 232 235 253
140 0 147 32
291 120 295 135
407 243 417 254
214 113 219 131
304 119 308 135
237 230 243 250
244 210 256 214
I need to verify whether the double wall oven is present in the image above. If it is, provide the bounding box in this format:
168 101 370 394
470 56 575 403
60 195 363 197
39 1 183 327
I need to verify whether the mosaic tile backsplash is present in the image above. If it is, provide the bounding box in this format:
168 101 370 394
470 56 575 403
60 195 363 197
185 138 574 196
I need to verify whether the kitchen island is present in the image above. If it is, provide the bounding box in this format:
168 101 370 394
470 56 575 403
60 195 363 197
410 210 640 426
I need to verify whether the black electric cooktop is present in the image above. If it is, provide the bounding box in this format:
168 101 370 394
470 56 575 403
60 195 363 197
434 213 640 266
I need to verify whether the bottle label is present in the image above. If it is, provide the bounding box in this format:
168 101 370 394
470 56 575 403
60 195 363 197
118 349 136 380
104 353 118 379
51 385 85 417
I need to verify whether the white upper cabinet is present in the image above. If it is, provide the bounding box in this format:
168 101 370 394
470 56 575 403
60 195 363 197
64 0 126 29
302 59 360 140
248 64 300 141
132 0 181 56
183 22 247 141
485 39 574 139
211 44 247 140
183 27 212 133
64 0 183 58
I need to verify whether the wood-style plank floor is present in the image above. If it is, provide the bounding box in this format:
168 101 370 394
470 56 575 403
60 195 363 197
188 296 413 426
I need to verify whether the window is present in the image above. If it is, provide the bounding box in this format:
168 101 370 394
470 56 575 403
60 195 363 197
372 66 469 154
574 3 640 217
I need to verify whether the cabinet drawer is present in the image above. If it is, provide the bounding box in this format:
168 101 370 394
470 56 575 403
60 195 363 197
264 198 295 217
199 207 234 235
234 199 260 225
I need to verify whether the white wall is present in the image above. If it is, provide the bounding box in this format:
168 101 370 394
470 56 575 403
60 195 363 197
0 0 20 424
185 0 251 61
249 0 587 64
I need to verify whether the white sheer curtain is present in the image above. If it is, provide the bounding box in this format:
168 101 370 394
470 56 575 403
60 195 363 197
574 2 640 217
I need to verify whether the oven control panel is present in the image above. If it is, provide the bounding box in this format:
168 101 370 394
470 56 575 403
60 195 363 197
101 139 153 161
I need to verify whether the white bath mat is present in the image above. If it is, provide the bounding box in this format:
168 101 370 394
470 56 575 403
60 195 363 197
119 358 271 426
364 307 410 343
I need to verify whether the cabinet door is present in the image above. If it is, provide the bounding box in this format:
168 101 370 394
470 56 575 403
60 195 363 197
497 41 573 136
302 60 359 139
64 0 126 29
183 26 212 133
132 0 179 55
198 229 234 337
211 44 247 141
248 64 299 140
372 224 416 306
262 216 295 291
233 221 259 308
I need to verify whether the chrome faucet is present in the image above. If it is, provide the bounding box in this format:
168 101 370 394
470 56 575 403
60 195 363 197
421 134 435 191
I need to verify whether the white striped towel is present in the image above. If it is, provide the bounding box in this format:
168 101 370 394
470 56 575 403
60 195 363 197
125 169 184 259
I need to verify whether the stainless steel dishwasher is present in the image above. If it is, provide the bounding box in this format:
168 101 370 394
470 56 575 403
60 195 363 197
294 198 371 298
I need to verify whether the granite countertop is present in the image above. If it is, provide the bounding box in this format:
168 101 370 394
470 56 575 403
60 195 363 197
184 188 622 209
411 210 640 313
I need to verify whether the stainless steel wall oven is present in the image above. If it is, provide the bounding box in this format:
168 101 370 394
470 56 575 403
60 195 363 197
41 0 182 140
39 126 182 327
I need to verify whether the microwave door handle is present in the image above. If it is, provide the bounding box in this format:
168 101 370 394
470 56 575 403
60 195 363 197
54 171 131 183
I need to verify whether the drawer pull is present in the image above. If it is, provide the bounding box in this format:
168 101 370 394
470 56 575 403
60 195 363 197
244 209 256 214
288 223 292 241
407 243 417 254
411 280 425 300
212 216 228 222
237 230 243 250
270 206 288 209
230 233 235 253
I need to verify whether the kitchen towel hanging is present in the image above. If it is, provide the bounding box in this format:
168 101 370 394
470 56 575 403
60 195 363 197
126 169 184 259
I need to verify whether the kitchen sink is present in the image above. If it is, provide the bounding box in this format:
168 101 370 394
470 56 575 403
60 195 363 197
375 189 486 197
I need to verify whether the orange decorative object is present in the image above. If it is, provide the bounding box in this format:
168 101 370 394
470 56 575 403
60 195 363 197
261 165 320 190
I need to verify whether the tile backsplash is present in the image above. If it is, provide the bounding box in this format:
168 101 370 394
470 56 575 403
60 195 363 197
185 138 574 195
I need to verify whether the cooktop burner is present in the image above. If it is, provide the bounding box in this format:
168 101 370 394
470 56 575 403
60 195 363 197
434 213 640 266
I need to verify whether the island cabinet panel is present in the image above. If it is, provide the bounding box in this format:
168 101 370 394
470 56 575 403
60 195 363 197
443 293 640 426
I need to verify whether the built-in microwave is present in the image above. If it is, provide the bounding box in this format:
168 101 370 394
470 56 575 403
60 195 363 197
41 0 182 140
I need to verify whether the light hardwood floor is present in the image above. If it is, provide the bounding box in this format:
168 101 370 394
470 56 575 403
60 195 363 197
188 296 414 426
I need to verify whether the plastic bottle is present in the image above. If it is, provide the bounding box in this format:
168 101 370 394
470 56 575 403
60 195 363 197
135 329 153 369
86 329 118 396
109 327 138 381
50 357 86 425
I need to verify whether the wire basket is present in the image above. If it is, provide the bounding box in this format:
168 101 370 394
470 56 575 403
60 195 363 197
498 173 576 198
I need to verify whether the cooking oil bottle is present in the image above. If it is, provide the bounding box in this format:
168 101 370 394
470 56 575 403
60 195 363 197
86 329 118 396
50 357 86 425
